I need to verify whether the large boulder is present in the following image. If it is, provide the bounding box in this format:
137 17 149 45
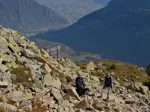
0 81 9 88
20 99 32 111
23 93 33 100
75 98 92 110
1 54 13 63
139 85 149 95
127 82 149 95
23 49 35 58
44 74 61 89
0 65 8 73
92 100 104 111
42 64 52 73
41 49 50 58
0 36 9 55
51 88 63 104
0 102 17 112
75 100 88 110
8 37 18 47
8 42 20 53
86 62 95 71
28 42 39 53
62 83 80 101
33 79 44 89
8 91 24 102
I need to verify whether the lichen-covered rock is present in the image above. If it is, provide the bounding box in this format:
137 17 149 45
139 85 149 95
23 93 33 100
62 83 80 101
0 65 8 73
0 81 9 88
0 102 17 112
23 49 35 58
8 91 24 102
20 99 32 109
44 74 61 89
86 61 95 71
127 82 149 95
75 99 90 110
42 64 52 73
51 88 63 103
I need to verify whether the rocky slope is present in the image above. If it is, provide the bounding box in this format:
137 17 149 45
0 0 69 34
35 0 110 23
0 27 150 112
34 0 150 67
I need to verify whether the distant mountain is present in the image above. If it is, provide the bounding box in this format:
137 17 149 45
34 0 150 66
31 39 76 57
0 0 69 34
35 0 110 23
30 39 101 61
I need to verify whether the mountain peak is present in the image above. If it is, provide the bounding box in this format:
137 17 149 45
34 0 150 67
0 0 69 33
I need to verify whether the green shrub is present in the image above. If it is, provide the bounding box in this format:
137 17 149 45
106 64 117 70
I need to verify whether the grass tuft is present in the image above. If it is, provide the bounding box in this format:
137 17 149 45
11 66 32 84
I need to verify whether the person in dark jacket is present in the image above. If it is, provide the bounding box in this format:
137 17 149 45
101 72 113 99
76 74 89 96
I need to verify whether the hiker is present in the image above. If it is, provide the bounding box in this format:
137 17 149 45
76 74 89 96
101 72 113 99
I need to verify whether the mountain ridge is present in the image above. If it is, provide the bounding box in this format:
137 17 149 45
35 0 110 23
34 0 150 67
0 0 69 34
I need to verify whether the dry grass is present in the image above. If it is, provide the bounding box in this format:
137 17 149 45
0 109 6 112
11 66 33 85
77 60 150 86
31 99 47 112
100 60 150 85
0 96 3 102
76 62 88 69
7 98 16 105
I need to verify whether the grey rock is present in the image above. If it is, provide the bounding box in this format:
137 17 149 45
51 88 63 104
8 91 24 102
20 100 32 108
0 102 17 112
75 99 90 110
125 100 137 104
86 61 95 71
23 49 35 58
0 65 8 73
34 79 44 89
0 81 9 88
44 74 61 89
42 64 52 73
